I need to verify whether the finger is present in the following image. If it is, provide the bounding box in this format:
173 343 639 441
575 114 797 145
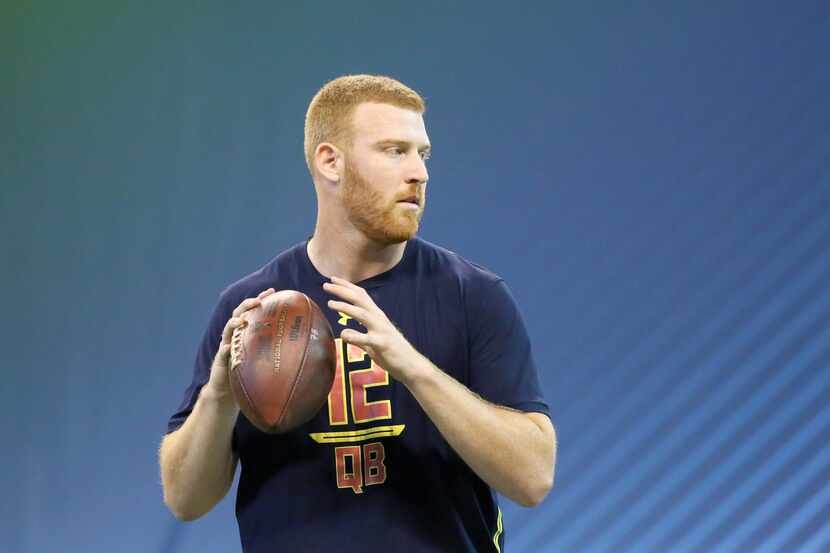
221 316 247 345
329 277 370 297
323 282 370 307
330 276 361 290
258 287 275 299
232 297 262 318
327 300 370 325
340 328 371 347
212 342 232 370
221 317 237 344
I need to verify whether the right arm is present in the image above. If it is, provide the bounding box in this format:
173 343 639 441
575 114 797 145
158 288 275 521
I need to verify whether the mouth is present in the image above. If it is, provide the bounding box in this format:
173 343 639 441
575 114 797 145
397 196 420 207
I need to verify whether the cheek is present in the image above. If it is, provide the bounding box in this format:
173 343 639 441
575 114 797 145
365 171 397 203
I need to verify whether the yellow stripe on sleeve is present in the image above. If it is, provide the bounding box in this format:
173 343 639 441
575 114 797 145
493 506 503 552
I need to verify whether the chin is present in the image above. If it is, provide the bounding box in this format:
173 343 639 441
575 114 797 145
364 214 421 245
346 196 424 245
375 222 419 244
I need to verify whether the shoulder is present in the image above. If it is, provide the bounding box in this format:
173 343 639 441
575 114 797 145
409 236 515 322
411 236 504 291
411 238 527 338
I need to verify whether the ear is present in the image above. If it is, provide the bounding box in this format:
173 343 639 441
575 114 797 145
314 142 343 183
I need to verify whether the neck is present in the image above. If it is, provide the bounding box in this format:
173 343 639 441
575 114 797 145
307 217 407 284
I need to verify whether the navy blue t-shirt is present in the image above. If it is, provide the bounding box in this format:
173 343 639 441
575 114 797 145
167 236 550 553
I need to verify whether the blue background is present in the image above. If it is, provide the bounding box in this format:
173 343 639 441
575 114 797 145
3 1 829 552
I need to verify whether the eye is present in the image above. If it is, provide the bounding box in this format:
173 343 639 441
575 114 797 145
420 151 431 161
387 147 404 157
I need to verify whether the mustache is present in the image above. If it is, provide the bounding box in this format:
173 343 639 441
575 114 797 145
395 189 425 202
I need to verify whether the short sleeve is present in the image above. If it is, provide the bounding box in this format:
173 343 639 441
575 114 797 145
165 290 237 442
466 278 550 417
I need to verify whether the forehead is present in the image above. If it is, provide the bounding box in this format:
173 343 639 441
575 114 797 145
350 102 429 145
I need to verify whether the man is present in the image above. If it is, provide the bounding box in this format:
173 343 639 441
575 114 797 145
159 74 556 552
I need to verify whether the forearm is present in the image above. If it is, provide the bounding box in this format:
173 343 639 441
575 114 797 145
159 385 240 520
323 277 556 505
403 353 556 507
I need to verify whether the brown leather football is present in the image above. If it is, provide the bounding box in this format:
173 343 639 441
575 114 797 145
229 290 336 434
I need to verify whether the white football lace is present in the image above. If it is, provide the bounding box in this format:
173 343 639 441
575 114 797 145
230 325 244 369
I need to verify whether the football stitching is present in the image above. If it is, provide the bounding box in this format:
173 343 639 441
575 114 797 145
230 324 245 370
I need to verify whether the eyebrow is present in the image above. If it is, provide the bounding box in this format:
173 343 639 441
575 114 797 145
374 139 431 152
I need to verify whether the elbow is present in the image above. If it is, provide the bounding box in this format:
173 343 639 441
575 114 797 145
160 466 208 522
160 466 231 522
517 434 557 508
160 465 232 522
517 472 554 508
164 489 207 522
159 436 211 522
515 412 557 507
172 509 203 523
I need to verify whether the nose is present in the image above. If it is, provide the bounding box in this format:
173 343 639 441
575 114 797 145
406 153 429 185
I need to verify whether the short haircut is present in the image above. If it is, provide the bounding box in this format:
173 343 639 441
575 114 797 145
304 74 426 176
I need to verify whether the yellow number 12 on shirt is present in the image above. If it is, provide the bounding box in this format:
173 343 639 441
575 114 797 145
328 338 392 425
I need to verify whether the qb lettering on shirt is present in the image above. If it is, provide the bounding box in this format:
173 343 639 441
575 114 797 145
308 338 405 494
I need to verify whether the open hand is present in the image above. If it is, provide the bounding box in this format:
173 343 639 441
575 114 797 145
323 276 420 384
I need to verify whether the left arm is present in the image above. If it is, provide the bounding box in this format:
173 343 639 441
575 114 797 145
324 277 557 507
405 349 556 507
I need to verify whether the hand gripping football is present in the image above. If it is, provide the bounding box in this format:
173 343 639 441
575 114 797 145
229 290 336 433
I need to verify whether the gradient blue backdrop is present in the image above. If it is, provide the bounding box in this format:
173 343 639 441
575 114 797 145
3 1 829 552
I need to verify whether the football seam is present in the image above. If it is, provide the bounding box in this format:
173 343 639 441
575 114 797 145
233 329 269 432
278 294 314 428
234 314 269 430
